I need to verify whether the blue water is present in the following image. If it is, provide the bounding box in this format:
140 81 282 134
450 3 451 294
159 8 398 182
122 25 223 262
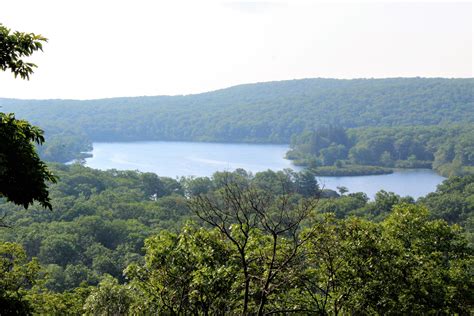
85 141 445 199
316 169 445 199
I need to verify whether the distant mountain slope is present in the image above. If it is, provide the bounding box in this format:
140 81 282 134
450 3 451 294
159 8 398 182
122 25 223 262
1 78 473 143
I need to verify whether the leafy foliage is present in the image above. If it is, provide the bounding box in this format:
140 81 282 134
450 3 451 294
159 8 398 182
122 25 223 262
0 167 472 314
36 132 92 163
0 24 47 80
0 113 57 210
127 204 473 314
419 175 474 245
0 24 56 212
288 125 474 176
83 275 134 315
1 78 472 145
126 226 236 314
0 242 40 314
0 164 192 292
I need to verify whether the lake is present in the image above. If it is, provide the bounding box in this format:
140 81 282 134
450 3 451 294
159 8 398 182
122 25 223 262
84 141 445 199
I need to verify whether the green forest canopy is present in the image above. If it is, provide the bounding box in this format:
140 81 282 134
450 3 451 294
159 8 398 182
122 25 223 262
0 166 472 314
1 78 473 143
287 125 474 177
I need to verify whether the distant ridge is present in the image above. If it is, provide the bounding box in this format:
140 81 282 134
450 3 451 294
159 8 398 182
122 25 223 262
0 77 469 101
1 77 473 143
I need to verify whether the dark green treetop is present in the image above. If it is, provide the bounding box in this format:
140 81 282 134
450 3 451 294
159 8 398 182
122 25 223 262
0 24 47 80
0 24 55 210
0 113 56 209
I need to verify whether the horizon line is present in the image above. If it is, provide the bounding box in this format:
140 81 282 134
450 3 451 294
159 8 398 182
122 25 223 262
1 76 472 102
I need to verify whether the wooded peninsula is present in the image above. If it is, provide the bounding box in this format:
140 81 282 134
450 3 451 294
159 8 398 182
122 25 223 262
2 78 473 177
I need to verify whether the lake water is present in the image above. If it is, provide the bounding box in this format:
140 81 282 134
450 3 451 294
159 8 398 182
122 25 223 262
85 141 445 199
316 169 444 199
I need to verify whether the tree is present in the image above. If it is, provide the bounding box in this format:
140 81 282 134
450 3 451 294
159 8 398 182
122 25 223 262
336 186 349 196
297 215 380 314
380 150 394 167
126 225 236 315
294 169 320 197
0 24 56 210
0 242 40 314
26 286 90 316
376 204 473 314
297 204 473 314
189 174 319 315
83 275 134 316
0 113 56 210
140 172 166 199
0 24 47 79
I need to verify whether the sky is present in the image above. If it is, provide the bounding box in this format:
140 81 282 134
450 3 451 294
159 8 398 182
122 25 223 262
0 0 472 99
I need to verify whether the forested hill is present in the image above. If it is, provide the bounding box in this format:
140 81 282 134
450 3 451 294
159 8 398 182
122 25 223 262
1 78 473 143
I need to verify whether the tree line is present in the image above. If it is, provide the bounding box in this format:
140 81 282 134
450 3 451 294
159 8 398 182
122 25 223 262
287 124 474 177
1 78 472 146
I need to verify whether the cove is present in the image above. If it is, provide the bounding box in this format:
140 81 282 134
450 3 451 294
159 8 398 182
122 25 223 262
84 141 445 199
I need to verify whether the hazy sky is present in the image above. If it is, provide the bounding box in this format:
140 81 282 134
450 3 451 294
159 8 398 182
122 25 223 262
0 0 472 99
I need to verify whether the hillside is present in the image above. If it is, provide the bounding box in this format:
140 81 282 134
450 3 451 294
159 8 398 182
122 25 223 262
1 78 473 144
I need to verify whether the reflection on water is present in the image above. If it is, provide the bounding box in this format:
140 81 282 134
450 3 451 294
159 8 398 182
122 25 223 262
317 169 445 199
86 141 295 177
85 141 445 199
